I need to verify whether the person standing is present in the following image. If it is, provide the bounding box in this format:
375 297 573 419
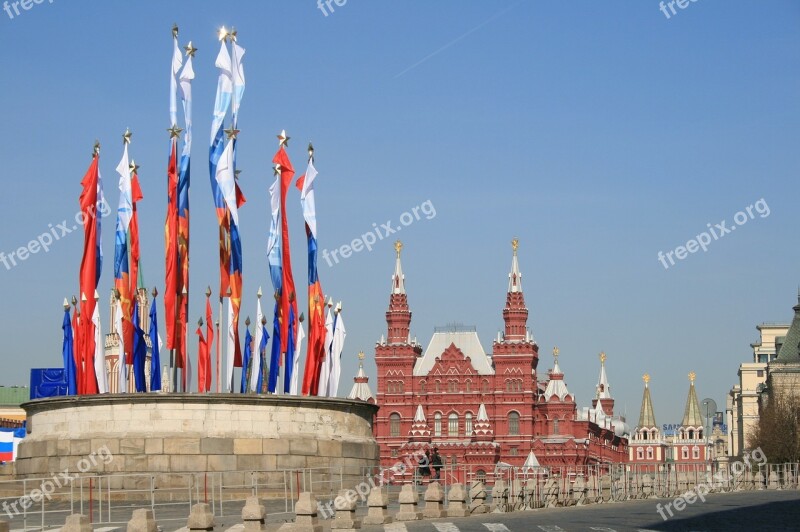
431 447 443 480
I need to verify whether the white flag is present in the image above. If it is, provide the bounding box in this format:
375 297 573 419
249 296 264 393
214 140 239 225
290 320 305 396
93 304 108 394
225 299 235 392
328 312 346 397
317 308 333 397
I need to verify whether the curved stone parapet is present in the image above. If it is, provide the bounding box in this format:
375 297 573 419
16 394 379 482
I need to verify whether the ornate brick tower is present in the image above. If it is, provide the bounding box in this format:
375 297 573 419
374 241 423 463
630 374 667 467
491 238 539 463
673 372 707 463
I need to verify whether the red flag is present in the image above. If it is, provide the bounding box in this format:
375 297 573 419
272 147 298 359
164 139 180 358
204 295 214 392
130 169 143 304
197 327 209 393
78 154 100 394
72 305 83 394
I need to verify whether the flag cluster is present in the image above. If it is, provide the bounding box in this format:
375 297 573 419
61 25 352 399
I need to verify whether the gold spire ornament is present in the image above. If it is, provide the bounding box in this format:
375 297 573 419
218 26 229 42
599 351 606 364
394 240 403 257
552 346 559 360
511 237 519 254
168 124 183 139
358 350 365 361
689 371 696 383
643 373 650 385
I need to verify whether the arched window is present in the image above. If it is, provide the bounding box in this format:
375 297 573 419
465 413 473 436
508 412 520 436
637 449 644 460
434 413 442 437
647 447 654 460
688 429 694 440
476 469 486 482
465 380 472 393
681 446 689 460
505 380 511 392
389 413 401 437
419 381 426 394
482 379 490 393
553 418 559 435
448 380 458 393
435 380 441 393
699 430 703 440
448 413 459 436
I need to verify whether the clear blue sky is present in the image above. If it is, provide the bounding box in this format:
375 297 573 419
0 1 798 425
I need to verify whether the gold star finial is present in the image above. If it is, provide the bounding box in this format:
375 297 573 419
218 26 229 42
129 160 140 174
512 237 519 255
229 27 238 42
689 371 696 383
553 346 559 359
277 129 290 148
308 142 315 160
225 126 240 140
394 240 403 257
358 351 365 361
643 373 650 385
122 128 132 145
273 165 280 177
168 124 183 139
599 351 606 364
185 41 197 58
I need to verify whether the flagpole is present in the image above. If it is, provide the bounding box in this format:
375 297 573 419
216 299 221 393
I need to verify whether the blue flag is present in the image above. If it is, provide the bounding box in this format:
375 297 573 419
132 300 148 392
241 327 252 394
268 304 281 393
257 324 269 394
149 296 161 392
62 307 77 395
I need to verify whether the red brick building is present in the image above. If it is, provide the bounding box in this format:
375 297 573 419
373 240 629 477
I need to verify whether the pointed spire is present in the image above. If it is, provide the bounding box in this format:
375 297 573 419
775 292 800 363
544 347 571 401
392 240 405 294
408 404 431 441
347 351 375 402
508 237 522 293
638 373 657 428
596 352 611 399
500 238 529 342
414 404 427 423
681 372 704 427
472 403 494 441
